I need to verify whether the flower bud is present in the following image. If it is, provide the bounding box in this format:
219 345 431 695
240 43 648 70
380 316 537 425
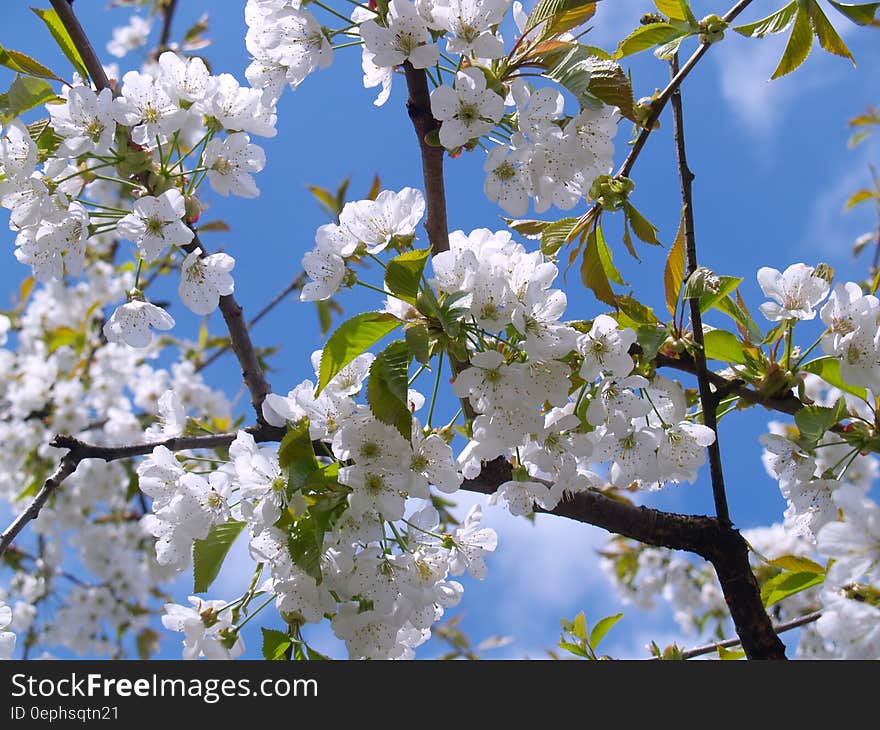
698 14 727 44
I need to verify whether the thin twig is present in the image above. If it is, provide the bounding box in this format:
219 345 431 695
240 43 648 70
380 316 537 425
654 611 822 661
157 0 179 52
0 424 284 558
668 53 730 528
571 0 756 237
48 0 112 91
403 61 450 256
198 272 306 372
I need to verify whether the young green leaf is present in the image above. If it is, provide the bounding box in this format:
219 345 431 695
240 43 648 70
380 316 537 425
625 203 661 246
261 628 292 660
734 1 799 37
663 207 686 317
794 398 848 447
385 248 430 304
1 76 58 123
0 46 63 83
404 323 431 365
800 356 868 399
698 276 742 314
540 217 580 256
828 0 880 26
768 554 826 575
613 23 683 59
31 7 90 82
316 312 403 395
580 226 617 305
717 645 746 660
193 520 247 593
366 340 413 438
807 0 855 64
278 419 319 496
761 570 825 607
771 7 814 79
588 613 623 650
654 0 695 23
703 329 747 364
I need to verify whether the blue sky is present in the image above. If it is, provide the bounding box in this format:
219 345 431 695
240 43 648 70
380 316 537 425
1 1 879 659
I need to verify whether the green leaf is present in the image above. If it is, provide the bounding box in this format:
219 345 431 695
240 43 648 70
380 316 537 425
616 295 658 325
1 76 58 123
542 45 637 121
405 323 431 365
278 420 319 496
580 225 617 305
768 554 826 574
540 217 580 256
385 248 430 304
288 513 327 584
807 1 855 64
545 4 599 36
795 398 848 447
714 294 763 344
193 520 246 593
31 7 90 82
698 276 742 314
703 329 747 364
771 7 814 79
801 356 868 399
663 207 686 317
845 189 877 209
580 58 637 122
558 640 590 658
613 23 683 59
571 611 588 640
0 46 63 82
307 185 339 217
624 203 661 246
717 645 746 660
589 613 623 650
596 223 625 285
366 340 412 438
654 0 696 24
261 628 292 660
734 1 799 36
654 34 689 60
636 324 669 360
525 0 596 32
504 217 554 238
828 0 880 25
761 570 825 607
317 312 403 395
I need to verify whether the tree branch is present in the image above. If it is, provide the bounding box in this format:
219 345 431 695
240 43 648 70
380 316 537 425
573 0 756 234
0 424 285 559
617 0 755 181
198 272 306 372
48 0 111 92
403 61 450 256
668 53 730 527
653 610 822 661
463 456 785 659
157 0 179 52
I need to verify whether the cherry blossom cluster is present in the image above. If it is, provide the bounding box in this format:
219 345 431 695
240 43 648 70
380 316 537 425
140 350 497 659
0 249 232 657
0 45 276 349
244 0 619 218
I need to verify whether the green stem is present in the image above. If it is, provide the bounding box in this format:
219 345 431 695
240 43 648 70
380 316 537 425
332 39 364 50
355 279 391 297
793 330 828 370
427 351 444 429
234 594 274 631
